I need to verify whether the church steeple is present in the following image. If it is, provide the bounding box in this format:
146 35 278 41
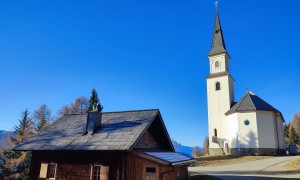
208 3 228 57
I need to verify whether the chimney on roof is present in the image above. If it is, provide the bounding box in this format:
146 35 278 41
86 103 102 134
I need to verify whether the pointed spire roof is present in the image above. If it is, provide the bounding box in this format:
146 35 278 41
208 7 228 56
225 90 282 117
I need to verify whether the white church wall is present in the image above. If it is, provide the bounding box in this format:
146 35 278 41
227 113 238 148
207 75 233 149
209 54 228 74
237 112 259 148
256 111 277 148
276 115 286 149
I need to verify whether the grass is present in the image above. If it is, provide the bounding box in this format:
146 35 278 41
193 155 272 167
283 157 300 171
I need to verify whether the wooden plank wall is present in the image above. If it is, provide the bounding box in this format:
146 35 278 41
126 153 160 180
30 151 188 180
135 130 160 149
126 153 189 180
160 165 188 180
30 151 126 180
55 164 91 180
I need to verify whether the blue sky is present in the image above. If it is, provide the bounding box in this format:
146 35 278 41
0 0 299 147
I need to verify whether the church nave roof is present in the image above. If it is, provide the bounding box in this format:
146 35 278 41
225 91 282 117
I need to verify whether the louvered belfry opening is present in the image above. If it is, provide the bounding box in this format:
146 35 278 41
86 112 102 134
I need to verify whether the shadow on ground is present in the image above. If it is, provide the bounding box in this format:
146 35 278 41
211 175 299 180
189 173 300 180
189 174 220 180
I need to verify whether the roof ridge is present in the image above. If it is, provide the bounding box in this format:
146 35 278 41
247 92 257 110
102 109 159 114
61 109 160 116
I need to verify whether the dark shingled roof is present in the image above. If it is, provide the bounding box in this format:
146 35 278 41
138 149 195 166
208 11 228 56
225 91 281 115
14 109 173 151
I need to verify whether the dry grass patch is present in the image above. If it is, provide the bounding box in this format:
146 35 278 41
193 155 272 166
284 157 300 171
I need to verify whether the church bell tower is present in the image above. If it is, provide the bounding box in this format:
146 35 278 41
207 3 235 155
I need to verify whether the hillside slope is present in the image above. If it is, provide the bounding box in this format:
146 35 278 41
0 130 13 150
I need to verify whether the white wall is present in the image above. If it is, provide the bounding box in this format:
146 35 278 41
207 75 234 148
256 111 277 148
236 112 259 148
208 54 230 74
228 113 238 148
228 111 285 150
276 115 286 149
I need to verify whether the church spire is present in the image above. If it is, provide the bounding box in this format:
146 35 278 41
208 1 228 56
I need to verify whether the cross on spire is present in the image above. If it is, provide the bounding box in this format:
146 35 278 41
215 0 218 10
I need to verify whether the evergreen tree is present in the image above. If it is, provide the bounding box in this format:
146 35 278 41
12 109 34 144
3 109 34 179
289 126 299 144
88 89 103 112
284 123 290 138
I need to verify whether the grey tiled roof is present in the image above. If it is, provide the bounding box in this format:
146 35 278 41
14 109 162 151
139 149 195 165
226 91 281 115
208 11 228 56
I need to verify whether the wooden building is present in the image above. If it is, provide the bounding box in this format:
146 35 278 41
14 109 194 180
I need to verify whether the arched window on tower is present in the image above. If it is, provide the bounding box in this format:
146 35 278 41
215 61 219 68
214 129 217 137
215 82 221 91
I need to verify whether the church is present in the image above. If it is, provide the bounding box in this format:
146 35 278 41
206 5 286 156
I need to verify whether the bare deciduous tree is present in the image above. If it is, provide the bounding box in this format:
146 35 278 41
290 112 300 143
33 104 52 130
59 96 89 116
202 136 209 156
192 146 201 157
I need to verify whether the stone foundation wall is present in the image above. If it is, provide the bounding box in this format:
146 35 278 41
209 148 224 155
230 148 285 156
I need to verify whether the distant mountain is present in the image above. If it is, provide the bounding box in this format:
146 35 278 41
172 140 201 157
0 130 13 150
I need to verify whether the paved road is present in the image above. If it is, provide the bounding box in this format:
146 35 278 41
189 156 300 180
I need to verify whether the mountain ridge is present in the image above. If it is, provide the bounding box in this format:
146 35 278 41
172 140 201 157
0 130 13 150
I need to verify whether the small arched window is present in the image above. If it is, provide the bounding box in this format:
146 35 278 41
214 129 217 137
215 61 219 68
216 82 221 91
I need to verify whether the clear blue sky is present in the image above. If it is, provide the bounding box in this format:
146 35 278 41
0 0 299 147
